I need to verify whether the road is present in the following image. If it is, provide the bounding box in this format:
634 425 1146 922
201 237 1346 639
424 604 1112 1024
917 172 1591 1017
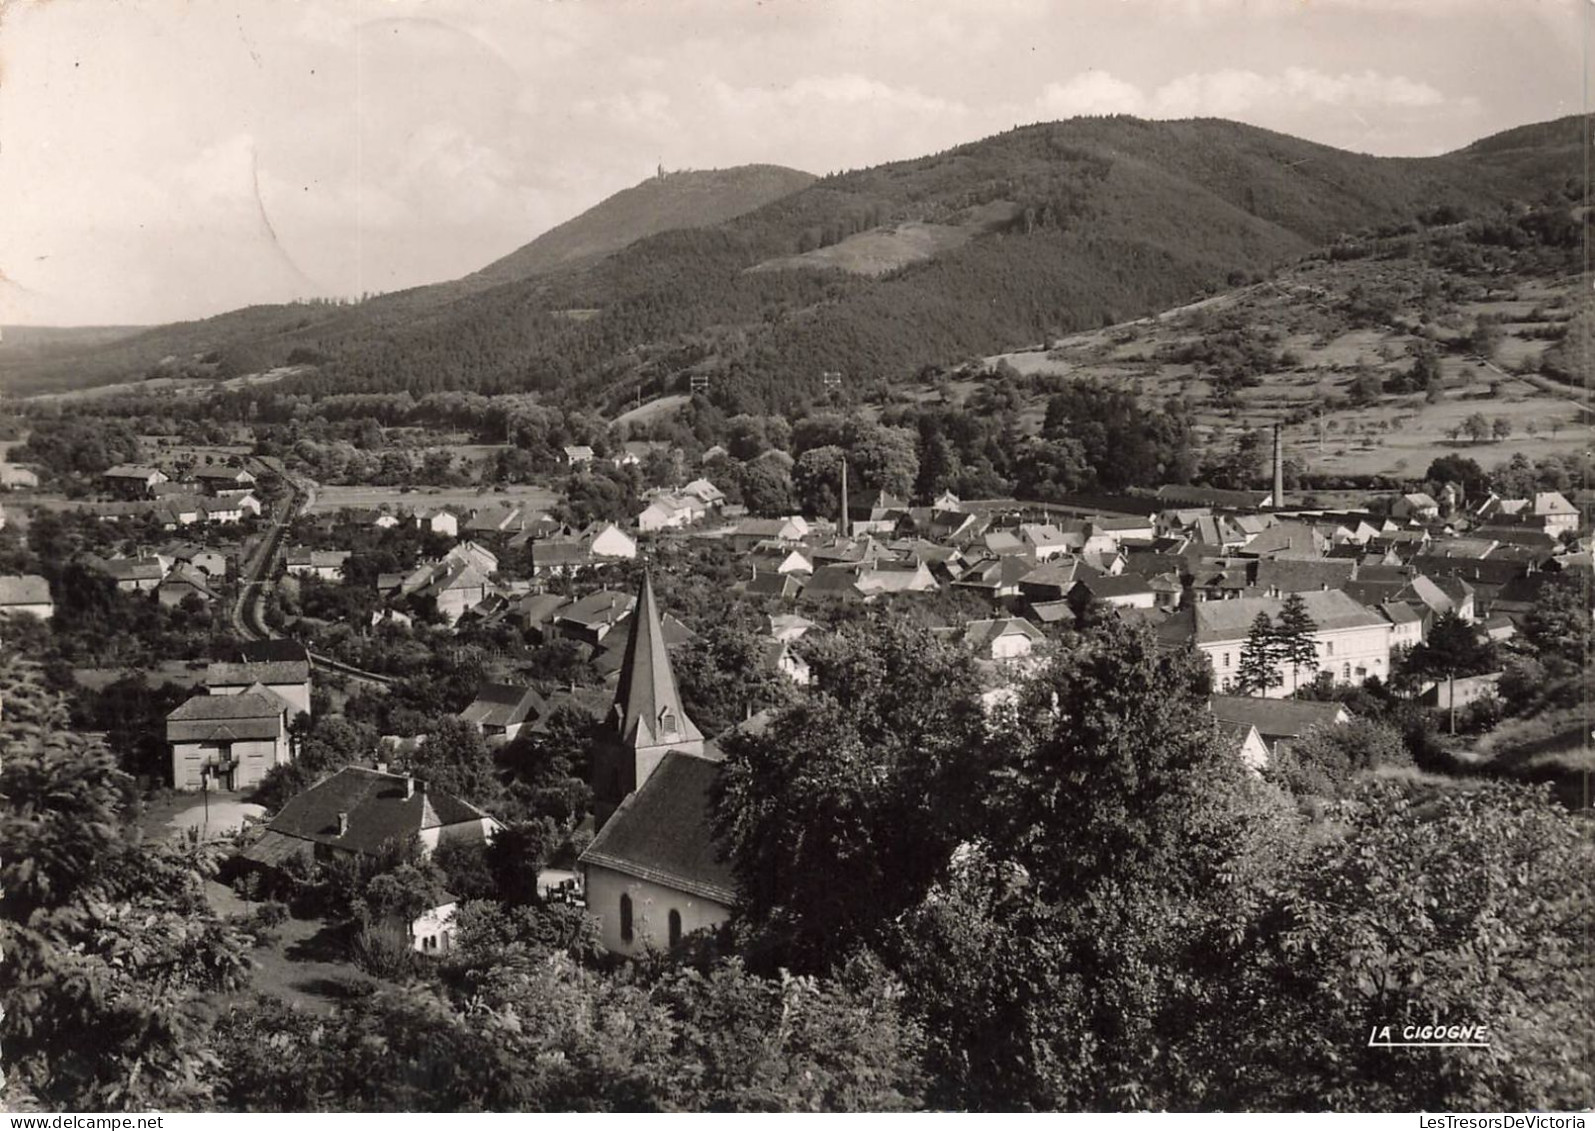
229 471 395 689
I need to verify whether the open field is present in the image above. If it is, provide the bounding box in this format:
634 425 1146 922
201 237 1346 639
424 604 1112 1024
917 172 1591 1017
974 257 1590 481
308 483 560 515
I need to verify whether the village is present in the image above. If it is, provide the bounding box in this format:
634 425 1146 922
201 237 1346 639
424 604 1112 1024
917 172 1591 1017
0 419 1586 967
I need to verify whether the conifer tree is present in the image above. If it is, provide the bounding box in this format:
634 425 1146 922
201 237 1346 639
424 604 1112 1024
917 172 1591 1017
1235 611 1284 695
1273 593 1320 690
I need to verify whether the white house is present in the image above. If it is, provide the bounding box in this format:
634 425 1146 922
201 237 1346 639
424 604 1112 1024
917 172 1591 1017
205 660 313 720
167 684 292 791
411 898 459 955
0 574 54 619
587 522 639 559
1163 590 1393 698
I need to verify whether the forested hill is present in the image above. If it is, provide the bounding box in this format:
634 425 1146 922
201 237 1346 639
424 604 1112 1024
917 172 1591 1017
465 165 816 288
5 114 1585 405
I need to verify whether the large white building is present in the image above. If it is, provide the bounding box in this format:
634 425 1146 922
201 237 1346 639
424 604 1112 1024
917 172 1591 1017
1161 590 1393 698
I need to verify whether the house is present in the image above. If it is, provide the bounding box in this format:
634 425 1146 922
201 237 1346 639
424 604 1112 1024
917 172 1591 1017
761 638 811 685
414 507 460 539
93 555 168 592
1216 720 1272 773
730 516 810 552
511 592 570 637
458 683 548 744
582 574 732 955
682 478 725 509
1069 574 1157 610
168 685 292 791
745 571 805 600
1252 558 1357 596
411 897 460 955
240 766 502 869
1419 672 1503 711
554 589 637 645
1477 491 1580 537
102 464 169 497
956 617 1045 661
1017 523 1075 561
192 465 257 492
1377 601 1425 649
426 561 494 625
0 465 40 489
563 445 595 466
238 638 311 665
530 538 594 577
205 659 313 719
587 523 639 560
156 563 222 608
1392 492 1441 522
1161 590 1393 697
639 493 703 532
0 574 53 619
285 549 352 581
1209 695 1351 759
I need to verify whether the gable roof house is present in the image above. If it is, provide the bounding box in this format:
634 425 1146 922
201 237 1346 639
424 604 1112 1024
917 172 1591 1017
554 589 637 645
206 659 313 719
167 685 292 791
954 617 1045 661
0 574 54 619
242 766 502 871
458 683 548 744
582 573 733 956
1209 695 1351 759
102 464 169 497
1069 573 1157 610
156 562 223 608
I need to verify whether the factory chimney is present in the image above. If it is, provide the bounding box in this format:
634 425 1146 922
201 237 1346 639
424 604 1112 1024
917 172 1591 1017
840 456 850 540
1272 423 1285 510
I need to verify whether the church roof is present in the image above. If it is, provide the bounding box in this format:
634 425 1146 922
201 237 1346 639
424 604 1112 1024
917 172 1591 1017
580 751 736 904
612 572 703 750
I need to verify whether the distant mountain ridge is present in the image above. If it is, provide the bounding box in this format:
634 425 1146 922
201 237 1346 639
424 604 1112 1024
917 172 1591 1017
2 114 1586 404
467 165 816 288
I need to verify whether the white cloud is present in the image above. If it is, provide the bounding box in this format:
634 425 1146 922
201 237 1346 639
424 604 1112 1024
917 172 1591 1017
1035 72 1148 117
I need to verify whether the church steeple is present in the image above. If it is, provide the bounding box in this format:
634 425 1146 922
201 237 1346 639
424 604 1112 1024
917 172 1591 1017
613 570 702 751
594 571 706 824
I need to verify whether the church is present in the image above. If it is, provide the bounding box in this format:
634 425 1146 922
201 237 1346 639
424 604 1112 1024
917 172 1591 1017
579 572 737 956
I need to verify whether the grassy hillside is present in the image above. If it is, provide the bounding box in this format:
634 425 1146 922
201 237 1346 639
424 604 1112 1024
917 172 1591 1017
4 114 1584 407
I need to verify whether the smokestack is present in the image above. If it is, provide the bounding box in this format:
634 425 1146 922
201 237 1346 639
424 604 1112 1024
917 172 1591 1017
405 776 416 800
1272 423 1285 509
840 456 850 540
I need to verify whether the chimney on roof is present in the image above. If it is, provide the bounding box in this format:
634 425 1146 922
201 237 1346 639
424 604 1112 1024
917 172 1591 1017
1273 423 1285 510
405 776 415 799
840 456 850 540
336 811 349 836
375 760 388 774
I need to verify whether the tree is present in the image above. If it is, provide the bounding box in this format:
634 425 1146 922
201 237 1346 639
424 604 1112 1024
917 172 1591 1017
402 715 501 808
1213 781 1593 1110
897 621 1297 1109
1462 412 1490 445
1264 718 1412 800
1235 611 1284 695
792 445 845 521
0 654 251 1109
1273 593 1320 690
1491 416 1511 442
713 619 988 972
1521 573 1593 666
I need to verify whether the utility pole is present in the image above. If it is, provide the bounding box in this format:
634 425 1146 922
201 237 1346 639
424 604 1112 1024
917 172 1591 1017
840 456 850 540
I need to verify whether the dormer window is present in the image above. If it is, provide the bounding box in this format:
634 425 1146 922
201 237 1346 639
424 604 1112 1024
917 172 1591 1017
658 707 678 739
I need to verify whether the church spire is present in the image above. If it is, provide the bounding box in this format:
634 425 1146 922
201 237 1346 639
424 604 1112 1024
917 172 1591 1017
613 570 702 751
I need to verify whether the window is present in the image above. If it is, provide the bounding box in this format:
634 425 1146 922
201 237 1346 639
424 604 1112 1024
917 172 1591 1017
619 893 633 944
659 708 678 738
1325 641 1334 656
668 909 683 948
1222 653 1231 668
1342 663 1351 681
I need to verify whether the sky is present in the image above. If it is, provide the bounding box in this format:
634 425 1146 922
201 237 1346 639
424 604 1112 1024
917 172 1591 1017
0 0 1586 327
